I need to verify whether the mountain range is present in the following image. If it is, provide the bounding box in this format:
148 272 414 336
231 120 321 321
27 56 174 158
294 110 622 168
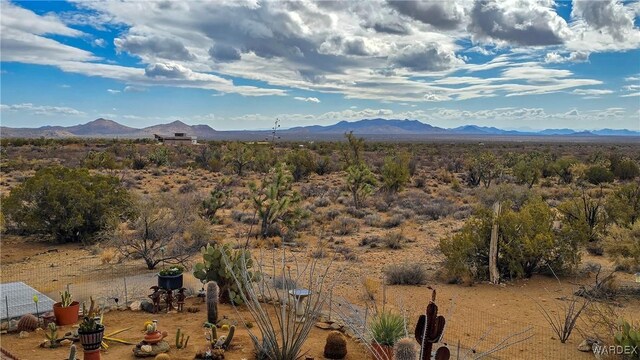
1 118 638 140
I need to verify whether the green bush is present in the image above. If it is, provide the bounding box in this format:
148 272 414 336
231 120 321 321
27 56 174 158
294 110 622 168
3 166 131 243
440 197 580 281
285 148 316 182
604 223 640 272
380 152 411 193
612 159 640 181
606 182 640 227
584 165 614 185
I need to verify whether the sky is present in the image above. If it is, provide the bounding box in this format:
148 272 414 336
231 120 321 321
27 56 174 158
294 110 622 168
1 0 639 131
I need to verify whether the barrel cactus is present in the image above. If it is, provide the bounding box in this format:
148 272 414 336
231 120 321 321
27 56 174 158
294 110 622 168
394 338 418 360
324 331 348 359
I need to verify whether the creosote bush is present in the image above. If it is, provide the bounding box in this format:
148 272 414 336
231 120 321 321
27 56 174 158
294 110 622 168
3 166 132 243
440 197 580 282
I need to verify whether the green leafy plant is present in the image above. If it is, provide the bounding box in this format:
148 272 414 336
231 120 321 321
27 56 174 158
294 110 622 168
159 266 184 276
3 166 132 243
380 152 411 193
370 311 405 347
346 162 377 209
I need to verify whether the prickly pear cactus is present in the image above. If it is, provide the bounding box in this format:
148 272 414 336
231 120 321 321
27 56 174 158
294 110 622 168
193 243 258 304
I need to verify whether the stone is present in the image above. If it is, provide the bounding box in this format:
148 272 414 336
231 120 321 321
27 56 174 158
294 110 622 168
329 323 342 331
18 331 30 338
129 301 142 311
578 339 593 352
60 339 72 346
141 300 155 313
315 322 331 330
133 340 170 357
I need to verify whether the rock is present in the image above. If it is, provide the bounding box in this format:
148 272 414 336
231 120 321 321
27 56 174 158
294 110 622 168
315 322 332 330
329 323 342 331
129 301 142 311
578 339 593 352
141 301 155 313
18 331 30 338
133 340 170 357
60 339 72 346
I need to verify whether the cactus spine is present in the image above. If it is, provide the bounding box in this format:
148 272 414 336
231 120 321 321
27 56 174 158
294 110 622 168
414 289 449 360
175 328 189 349
206 281 219 324
394 338 418 360
68 344 77 360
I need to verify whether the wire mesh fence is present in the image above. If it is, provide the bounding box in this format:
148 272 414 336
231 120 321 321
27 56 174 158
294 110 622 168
1 257 590 360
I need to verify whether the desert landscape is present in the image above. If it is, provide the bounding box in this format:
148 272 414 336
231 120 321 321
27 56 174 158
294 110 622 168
0 136 638 360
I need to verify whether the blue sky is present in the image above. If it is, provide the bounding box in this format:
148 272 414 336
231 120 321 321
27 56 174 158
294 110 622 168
1 0 639 131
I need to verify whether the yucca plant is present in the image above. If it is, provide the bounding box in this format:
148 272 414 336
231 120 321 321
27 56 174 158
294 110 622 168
370 311 405 347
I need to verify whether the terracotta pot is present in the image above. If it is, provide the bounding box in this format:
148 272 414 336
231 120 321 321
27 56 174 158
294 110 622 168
83 349 101 360
371 343 394 360
143 330 167 344
79 325 104 351
53 301 80 326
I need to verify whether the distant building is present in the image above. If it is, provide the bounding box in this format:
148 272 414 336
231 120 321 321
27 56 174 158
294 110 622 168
155 133 197 145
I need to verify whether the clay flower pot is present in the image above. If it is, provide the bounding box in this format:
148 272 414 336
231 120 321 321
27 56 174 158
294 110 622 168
53 301 80 326
144 331 167 344
371 343 394 360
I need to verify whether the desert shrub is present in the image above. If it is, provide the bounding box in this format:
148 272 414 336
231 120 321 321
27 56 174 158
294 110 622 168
315 155 333 175
383 231 406 249
335 245 358 261
551 157 578 184
148 147 171 167
605 182 640 227
231 210 258 224
313 197 331 208
331 216 359 235
440 197 580 282
195 145 224 172
611 158 640 180
383 213 405 228
110 193 209 269
384 263 427 285
364 214 383 227
285 148 316 182
584 165 614 185
83 150 118 169
604 223 640 272
558 190 606 244
178 182 197 194
3 166 132 243
512 153 544 188
359 235 382 248
380 151 411 193
476 183 531 210
324 209 341 221
465 151 501 188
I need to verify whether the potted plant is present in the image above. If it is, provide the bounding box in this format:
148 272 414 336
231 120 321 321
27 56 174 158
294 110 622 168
369 311 405 360
158 265 184 290
78 297 104 352
53 290 80 325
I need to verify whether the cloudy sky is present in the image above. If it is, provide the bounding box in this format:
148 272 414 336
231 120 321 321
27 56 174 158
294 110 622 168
1 0 639 131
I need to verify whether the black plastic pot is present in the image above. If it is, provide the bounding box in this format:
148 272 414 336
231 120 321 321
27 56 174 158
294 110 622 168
158 273 183 290
78 324 104 351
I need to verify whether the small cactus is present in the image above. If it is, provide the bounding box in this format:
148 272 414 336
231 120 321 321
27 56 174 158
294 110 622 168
17 314 39 332
175 328 189 349
323 330 347 359
206 281 219 324
221 325 235 350
394 338 418 360
68 344 77 360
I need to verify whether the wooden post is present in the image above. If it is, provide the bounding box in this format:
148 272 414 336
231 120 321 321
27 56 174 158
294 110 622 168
489 201 501 285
